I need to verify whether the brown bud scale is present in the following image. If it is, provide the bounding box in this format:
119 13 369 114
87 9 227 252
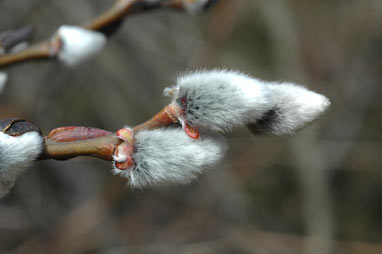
0 118 42 136
47 126 112 142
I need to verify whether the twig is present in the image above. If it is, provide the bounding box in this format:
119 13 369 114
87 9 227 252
40 134 121 161
37 104 178 161
132 104 178 132
0 36 61 67
0 0 194 68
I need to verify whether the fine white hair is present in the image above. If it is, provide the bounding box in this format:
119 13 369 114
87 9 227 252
56 25 106 67
0 131 43 198
165 69 330 135
250 82 331 135
112 128 227 188
167 69 272 132
0 72 8 94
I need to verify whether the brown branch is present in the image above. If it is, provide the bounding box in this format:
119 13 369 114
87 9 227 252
83 0 137 31
0 36 61 67
133 104 178 132
0 0 190 69
37 104 179 161
41 134 121 161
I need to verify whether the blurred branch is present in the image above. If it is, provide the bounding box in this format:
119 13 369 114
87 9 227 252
0 36 61 68
0 25 35 52
82 0 185 31
0 0 211 68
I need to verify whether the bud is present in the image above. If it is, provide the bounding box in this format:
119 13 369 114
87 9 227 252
56 25 106 67
113 127 134 170
47 126 112 142
165 69 330 135
249 82 330 135
112 128 227 188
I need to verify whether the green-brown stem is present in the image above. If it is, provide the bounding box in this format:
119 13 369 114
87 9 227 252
38 104 178 161
40 135 121 161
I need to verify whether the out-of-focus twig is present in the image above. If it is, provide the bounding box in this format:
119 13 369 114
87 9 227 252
0 25 35 52
0 36 61 68
0 0 211 68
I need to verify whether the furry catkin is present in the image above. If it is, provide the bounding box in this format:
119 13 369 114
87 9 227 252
57 25 106 66
112 128 227 188
250 82 330 135
165 69 330 135
0 131 43 197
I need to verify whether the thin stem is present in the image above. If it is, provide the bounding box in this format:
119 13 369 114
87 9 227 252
40 135 121 161
83 0 135 31
133 104 178 132
0 42 53 67
38 104 179 161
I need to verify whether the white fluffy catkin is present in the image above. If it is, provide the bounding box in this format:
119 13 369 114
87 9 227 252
253 82 330 135
0 131 43 198
112 128 227 188
56 25 106 67
165 69 330 135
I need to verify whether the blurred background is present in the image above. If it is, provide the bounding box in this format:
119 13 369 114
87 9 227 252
0 0 381 253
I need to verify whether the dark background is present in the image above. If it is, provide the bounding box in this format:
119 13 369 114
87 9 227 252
0 0 381 253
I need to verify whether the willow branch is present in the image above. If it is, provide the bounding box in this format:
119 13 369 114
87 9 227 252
0 37 61 67
37 104 178 161
40 135 121 161
0 0 188 69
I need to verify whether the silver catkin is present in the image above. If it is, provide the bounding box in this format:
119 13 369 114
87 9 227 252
112 128 227 188
166 69 330 135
